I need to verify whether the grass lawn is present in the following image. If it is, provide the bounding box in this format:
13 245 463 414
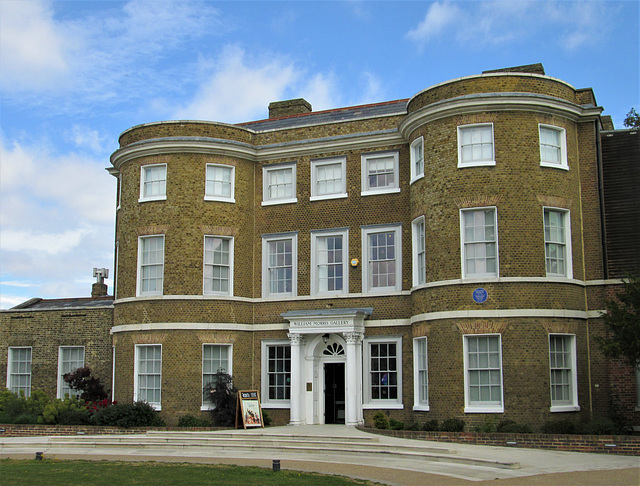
0 459 375 485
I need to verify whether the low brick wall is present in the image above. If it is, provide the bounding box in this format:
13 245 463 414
358 426 640 456
0 424 226 437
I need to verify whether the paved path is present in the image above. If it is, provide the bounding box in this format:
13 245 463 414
1 425 638 485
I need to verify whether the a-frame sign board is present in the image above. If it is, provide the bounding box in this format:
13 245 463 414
236 390 264 429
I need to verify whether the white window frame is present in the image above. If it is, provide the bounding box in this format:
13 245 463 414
410 137 424 183
413 337 429 411
460 207 498 279
57 346 85 399
261 340 291 408
203 235 234 296
137 235 165 296
262 232 298 298
361 151 400 196
205 164 235 203
139 163 167 202
463 334 504 413
549 334 580 412
363 336 403 409
262 162 297 205
7 347 32 397
539 124 568 170
543 207 573 279
134 344 162 410
201 343 233 410
310 228 349 296
310 157 347 201
412 216 426 287
362 224 402 294
457 123 495 168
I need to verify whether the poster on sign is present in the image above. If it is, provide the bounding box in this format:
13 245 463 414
237 390 264 429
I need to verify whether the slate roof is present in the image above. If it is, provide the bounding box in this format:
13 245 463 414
6 296 114 311
238 99 408 132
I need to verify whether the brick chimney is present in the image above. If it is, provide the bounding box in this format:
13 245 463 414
91 267 109 298
268 99 312 118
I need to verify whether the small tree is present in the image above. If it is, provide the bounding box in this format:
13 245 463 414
596 275 640 368
623 107 640 128
204 371 238 426
63 367 109 402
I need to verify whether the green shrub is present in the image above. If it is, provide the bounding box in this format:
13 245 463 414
204 372 237 427
582 417 624 435
0 388 51 424
474 417 497 433
422 419 439 431
91 401 165 428
496 419 532 434
542 418 580 434
405 422 421 431
39 396 89 425
261 409 272 426
372 411 389 430
13 413 38 424
440 418 465 432
389 419 405 430
177 415 212 427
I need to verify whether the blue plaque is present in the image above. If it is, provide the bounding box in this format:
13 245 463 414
473 288 488 304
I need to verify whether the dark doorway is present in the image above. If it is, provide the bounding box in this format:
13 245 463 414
324 362 345 424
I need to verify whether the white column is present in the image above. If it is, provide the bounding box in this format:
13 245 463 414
343 331 364 426
287 333 305 425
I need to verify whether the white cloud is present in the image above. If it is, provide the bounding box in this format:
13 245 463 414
0 0 71 91
406 2 461 46
67 125 109 154
301 73 340 112
1 228 96 255
405 0 606 51
0 138 115 227
172 45 302 122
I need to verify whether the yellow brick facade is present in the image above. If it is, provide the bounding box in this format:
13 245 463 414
2 65 637 430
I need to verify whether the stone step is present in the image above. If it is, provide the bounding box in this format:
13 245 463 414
16 432 519 470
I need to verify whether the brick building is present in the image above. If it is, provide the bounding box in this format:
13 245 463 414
2 64 639 429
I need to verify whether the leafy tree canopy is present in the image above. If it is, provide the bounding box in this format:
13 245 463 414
596 275 640 368
623 107 640 128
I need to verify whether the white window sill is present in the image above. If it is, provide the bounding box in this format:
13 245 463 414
205 196 236 203
458 160 496 168
550 405 580 412
362 403 404 410
204 291 233 297
310 193 348 202
137 292 163 297
361 187 401 197
139 196 167 203
261 401 290 409
541 162 569 170
465 405 504 413
413 405 430 412
410 174 424 185
262 198 297 206
200 405 214 411
462 273 498 280
364 286 401 295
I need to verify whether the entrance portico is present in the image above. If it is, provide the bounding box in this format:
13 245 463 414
281 308 372 426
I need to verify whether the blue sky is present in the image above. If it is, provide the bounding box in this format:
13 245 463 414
0 0 638 309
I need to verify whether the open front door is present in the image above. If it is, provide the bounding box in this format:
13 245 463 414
324 362 345 424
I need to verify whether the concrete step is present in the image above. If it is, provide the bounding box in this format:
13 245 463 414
8 431 518 470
